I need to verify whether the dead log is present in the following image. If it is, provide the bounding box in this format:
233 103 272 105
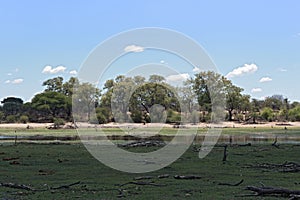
118 140 166 148
174 175 201 180
246 186 300 197
222 145 228 162
219 179 244 186
234 143 251 147
134 176 154 180
2 157 19 161
158 174 169 179
249 161 300 173
0 182 34 191
118 181 166 187
50 181 80 190
272 136 280 148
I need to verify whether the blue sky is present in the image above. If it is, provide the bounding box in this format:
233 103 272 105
0 0 300 102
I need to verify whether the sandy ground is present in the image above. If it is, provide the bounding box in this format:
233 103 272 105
1 121 300 129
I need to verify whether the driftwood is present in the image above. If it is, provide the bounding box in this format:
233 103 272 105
158 174 169 179
0 181 81 192
2 157 19 161
231 143 252 147
134 176 154 180
249 161 300 173
218 179 244 186
222 145 228 162
0 182 34 191
50 181 80 190
118 181 166 187
272 136 280 148
246 185 300 197
118 140 166 148
174 175 201 180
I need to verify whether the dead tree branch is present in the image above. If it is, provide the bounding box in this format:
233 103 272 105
218 179 244 186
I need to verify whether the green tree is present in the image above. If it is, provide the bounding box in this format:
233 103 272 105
20 115 29 124
261 107 274 122
1 97 24 117
250 98 262 123
288 106 300 121
224 80 244 121
73 82 101 122
43 77 64 93
31 91 71 122
149 75 165 83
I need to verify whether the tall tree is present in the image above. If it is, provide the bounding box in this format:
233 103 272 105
73 82 101 122
31 91 71 122
43 77 64 93
1 97 24 117
223 80 244 121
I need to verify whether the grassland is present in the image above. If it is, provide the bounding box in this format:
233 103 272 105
0 142 299 199
0 126 299 199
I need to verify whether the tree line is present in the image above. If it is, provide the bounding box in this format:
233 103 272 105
1 71 300 125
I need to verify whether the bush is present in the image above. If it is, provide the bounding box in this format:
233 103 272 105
53 118 65 128
89 116 99 124
166 110 181 124
20 115 29 124
261 107 274 122
6 115 17 123
96 112 107 124
288 106 300 121
190 110 199 124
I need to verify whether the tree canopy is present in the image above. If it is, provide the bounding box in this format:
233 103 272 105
0 72 299 124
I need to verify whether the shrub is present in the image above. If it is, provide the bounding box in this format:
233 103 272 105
6 115 17 123
191 110 199 124
166 110 181 124
288 106 300 121
20 115 29 124
53 118 65 128
261 107 274 122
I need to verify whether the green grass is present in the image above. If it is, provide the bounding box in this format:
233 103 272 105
1 126 300 137
0 142 299 199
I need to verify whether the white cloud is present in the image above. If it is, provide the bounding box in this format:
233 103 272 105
166 73 190 82
42 65 66 74
69 70 77 75
11 78 23 84
192 66 201 73
160 60 165 64
7 73 12 76
259 77 272 83
5 78 24 84
251 88 262 93
124 45 144 53
278 68 287 72
226 63 258 78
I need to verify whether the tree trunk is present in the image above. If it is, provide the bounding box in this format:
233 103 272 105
228 110 233 121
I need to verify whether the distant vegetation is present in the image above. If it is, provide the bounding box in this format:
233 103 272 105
1 71 300 124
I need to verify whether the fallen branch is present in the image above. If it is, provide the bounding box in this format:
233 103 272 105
118 140 166 148
223 145 228 162
158 174 169 179
118 181 166 187
174 175 201 180
0 182 34 191
272 136 280 148
134 176 154 180
50 181 81 190
219 179 244 186
246 185 300 197
233 143 251 147
248 161 300 173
